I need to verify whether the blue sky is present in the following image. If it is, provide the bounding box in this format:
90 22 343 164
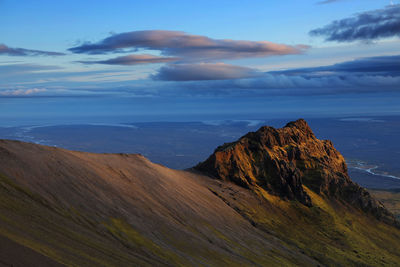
0 0 399 123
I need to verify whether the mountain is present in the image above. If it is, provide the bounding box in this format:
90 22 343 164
195 119 396 224
0 120 399 266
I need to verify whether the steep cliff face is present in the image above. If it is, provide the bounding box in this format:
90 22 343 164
195 119 396 224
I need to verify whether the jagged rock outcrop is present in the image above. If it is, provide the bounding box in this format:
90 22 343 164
195 119 397 225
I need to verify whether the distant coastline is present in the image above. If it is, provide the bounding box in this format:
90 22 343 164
347 159 400 181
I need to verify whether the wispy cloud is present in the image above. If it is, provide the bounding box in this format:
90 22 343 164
0 44 65 56
0 64 62 78
316 0 343 5
69 30 309 61
0 88 47 96
310 5 400 42
153 63 261 81
78 54 178 65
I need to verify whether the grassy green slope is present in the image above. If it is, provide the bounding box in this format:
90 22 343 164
204 179 400 266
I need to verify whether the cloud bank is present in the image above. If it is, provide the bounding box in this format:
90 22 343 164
151 54 400 95
310 5 400 42
78 54 178 65
275 54 400 76
153 63 261 81
69 30 309 61
2 55 398 97
0 44 65 56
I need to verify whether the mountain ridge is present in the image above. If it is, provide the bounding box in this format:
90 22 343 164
0 120 399 266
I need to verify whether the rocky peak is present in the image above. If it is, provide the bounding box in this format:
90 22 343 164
195 119 397 225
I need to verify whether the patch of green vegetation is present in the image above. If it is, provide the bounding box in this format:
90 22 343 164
201 221 298 266
156 223 244 267
157 218 296 267
105 217 186 266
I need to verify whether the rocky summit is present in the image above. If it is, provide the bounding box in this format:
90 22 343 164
195 119 396 225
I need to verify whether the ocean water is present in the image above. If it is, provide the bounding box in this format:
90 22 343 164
1 93 400 127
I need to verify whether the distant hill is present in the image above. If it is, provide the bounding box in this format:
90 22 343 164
0 120 399 266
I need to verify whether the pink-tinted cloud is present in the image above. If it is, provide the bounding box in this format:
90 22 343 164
78 54 178 65
153 63 261 81
69 30 309 60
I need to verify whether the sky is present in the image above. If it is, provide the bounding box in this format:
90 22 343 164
0 0 400 124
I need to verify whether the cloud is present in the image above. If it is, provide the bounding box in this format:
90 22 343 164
0 88 47 96
0 44 65 56
3 55 398 97
0 64 61 75
166 72 400 97
78 54 178 65
310 4 400 42
152 63 261 81
316 0 342 4
149 55 400 96
69 30 309 60
275 54 400 76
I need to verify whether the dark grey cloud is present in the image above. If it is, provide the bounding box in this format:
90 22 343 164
0 44 65 56
153 63 261 81
78 54 178 65
274 54 400 76
310 5 400 42
69 30 309 60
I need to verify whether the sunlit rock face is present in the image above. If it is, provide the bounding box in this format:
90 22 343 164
195 119 396 224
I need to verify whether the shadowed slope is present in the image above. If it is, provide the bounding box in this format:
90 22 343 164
0 234 63 267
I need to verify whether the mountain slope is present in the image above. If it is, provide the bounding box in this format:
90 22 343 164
0 120 399 266
0 139 316 266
